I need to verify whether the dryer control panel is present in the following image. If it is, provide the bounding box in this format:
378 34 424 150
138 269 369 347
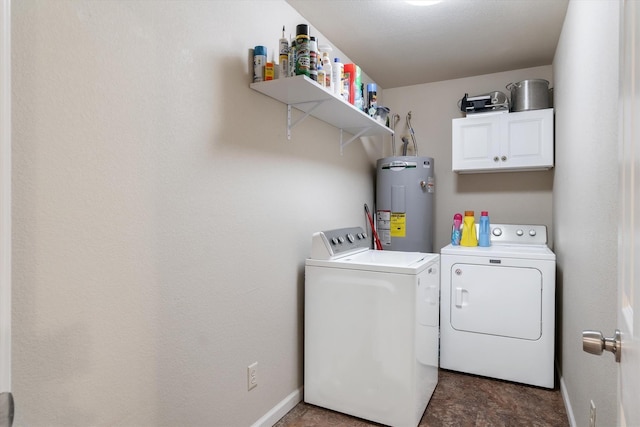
488 224 548 245
310 227 370 260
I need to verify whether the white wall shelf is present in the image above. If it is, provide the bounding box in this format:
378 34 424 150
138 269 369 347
250 75 392 152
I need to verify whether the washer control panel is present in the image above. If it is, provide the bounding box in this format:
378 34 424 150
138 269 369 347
489 224 548 245
310 227 370 260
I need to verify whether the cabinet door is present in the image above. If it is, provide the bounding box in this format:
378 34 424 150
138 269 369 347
452 114 501 172
500 109 554 170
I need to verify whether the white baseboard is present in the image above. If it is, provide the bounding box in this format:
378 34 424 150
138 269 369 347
251 387 303 427
559 373 576 427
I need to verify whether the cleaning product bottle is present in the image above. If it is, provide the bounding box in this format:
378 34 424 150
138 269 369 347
342 66 351 102
321 51 332 92
478 211 491 247
460 210 478 247
344 63 356 104
317 65 325 88
354 66 363 110
332 58 343 97
451 213 463 246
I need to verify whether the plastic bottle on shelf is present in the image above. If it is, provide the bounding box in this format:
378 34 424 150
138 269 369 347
344 63 356 104
317 65 325 88
354 66 363 110
460 210 478 247
342 67 351 102
332 58 344 97
321 51 332 92
478 211 491 247
264 61 274 81
451 213 462 246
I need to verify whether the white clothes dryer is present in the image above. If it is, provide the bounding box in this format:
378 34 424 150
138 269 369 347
439 224 556 388
305 227 440 427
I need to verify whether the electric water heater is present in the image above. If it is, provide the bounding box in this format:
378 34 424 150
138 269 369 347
376 156 435 252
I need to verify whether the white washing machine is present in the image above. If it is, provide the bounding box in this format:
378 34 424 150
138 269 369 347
305 226 440 427
440 224 556 389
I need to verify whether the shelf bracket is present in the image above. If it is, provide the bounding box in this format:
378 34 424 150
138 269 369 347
340 127 371 154
286 99 328 140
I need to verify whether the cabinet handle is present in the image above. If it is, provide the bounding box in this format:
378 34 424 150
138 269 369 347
501 155 507 161
493 156 500 162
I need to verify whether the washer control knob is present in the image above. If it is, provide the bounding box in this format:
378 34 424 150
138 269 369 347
516 229 524 236
331 237 339 245
492 228 502 236
337 236 345 244
347 234 355 243
362 232 368 239
529 229 537 236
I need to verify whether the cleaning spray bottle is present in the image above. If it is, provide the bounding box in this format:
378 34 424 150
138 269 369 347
451 213 462 245
460 210 478 247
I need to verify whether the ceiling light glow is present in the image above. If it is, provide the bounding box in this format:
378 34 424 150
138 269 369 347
405 0 442 5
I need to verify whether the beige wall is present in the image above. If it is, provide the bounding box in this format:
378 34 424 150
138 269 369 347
12 2 375 425
553 1 619 426
383 65 554 252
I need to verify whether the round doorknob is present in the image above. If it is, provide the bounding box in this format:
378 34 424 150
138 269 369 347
582 329 621 362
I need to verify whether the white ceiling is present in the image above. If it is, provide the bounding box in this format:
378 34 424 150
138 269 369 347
285 0 569 89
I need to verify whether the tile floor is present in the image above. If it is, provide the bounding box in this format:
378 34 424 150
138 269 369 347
274 369 569 427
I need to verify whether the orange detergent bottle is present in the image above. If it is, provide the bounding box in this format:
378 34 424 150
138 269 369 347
460 210 478 247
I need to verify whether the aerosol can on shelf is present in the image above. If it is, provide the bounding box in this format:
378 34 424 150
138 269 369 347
294 24 310 77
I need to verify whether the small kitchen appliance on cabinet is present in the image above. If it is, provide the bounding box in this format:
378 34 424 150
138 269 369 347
305 227 440 427
376 156 435 253
440 224 556 388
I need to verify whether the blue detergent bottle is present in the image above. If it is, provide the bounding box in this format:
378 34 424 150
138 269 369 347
478 211 491 247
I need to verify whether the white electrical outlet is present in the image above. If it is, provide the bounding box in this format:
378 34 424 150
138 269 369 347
590 400 596 427
247 362 258 391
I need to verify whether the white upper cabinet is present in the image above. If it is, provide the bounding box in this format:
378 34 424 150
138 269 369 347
452 109 554 173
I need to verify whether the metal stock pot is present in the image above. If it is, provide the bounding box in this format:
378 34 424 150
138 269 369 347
506 79 550 112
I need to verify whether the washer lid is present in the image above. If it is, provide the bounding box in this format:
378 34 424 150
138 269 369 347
440 243 555 261
306 250 439 274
